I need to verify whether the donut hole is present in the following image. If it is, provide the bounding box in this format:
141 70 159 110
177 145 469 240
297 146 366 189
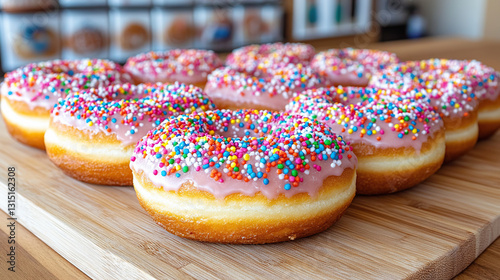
212 119 265 139
41 61 89 77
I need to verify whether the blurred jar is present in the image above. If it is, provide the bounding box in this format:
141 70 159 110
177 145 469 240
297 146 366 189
1 0 57 12
406 4 426 39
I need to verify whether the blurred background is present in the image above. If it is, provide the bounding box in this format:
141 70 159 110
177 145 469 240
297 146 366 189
0 0 498 73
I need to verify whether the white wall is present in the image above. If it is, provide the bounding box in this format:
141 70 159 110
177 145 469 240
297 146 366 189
417 0 487 39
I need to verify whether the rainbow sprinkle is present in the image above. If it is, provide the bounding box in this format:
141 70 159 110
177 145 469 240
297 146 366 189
207 63 322 100
2 59 131 108
226 43 316 76
51 83 215 145
312 48 399 83
125 49 222 80
370 59 479 119
286 87 442 146
132 109 356 190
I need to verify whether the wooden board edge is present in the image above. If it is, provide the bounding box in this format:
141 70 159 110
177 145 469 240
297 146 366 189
0 182 158 280
2 181 500 280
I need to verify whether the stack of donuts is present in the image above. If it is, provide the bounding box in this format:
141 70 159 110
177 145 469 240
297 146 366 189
1 43 498 244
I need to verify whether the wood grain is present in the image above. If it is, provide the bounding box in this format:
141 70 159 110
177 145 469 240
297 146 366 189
1 38 500 279
456 237 500 279
0 110 499 279
0 211 89 280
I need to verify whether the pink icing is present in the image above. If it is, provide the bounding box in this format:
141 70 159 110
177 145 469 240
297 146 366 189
1 59 131 110
124 49 222 84
132 151 354 200
369 60 480 120
324 72 370 87
204 82 297 111
285 87 444 152
130 110 357 200
51 83 215 146
204 64 322 111
226 42 316 76
312 48 399 87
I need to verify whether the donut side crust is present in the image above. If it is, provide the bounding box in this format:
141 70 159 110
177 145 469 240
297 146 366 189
478 96 500 139
45 120 134 186
354 131 446 195
1 96 49 150
132 168 356 244
443 114 478 162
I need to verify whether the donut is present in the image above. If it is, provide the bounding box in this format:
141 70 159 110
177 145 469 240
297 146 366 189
130 109 357 244
204 63 322 111
286 87 445 195
44 83 215 186
311 48 399 87
226 43 315 76
370 59 479 162
124 49 222 88
0 59 131 150
460 61 500 139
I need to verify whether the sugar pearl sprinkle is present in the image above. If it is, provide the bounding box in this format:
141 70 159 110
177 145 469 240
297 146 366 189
207 63 322 99
370 59 480 118
286 87 441 142
125 49 222 78
226 43 316 76
3 59 129 102
132 110 355 190
52 83 215 143
312 48 399 79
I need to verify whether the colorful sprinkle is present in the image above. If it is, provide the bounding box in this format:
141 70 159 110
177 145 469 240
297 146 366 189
312 48 399 85
226 43 315 76
132 110 357 192
124 49 222 83
51 83 215 146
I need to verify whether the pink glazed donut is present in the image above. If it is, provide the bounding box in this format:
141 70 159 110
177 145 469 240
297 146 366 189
311 48 399 87
226 42 316 76
286 86 445 195
130 109 357 244
445 60 500 139
124 49 223 87
0 59 131 150
204 63 322 111
45 83 215 186
369 59 481 161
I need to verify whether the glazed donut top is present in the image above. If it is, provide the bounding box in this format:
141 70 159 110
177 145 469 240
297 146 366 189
458 60 499 101
130 109 357 199
51 83 215 146
205 63 322 110
124 49 223 84
1 59 130 110
370 59 479 119
226 43 316 76
286 87 443 151
382 59 499 101
311 48 399 81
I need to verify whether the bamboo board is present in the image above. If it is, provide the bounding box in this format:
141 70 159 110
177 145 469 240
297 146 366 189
1 118 500 279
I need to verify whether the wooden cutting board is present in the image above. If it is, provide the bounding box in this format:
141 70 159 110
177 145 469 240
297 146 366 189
1 118 500 279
